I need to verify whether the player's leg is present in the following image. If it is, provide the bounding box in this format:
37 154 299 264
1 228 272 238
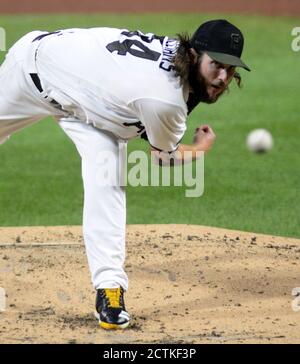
0 31 58 144
0 50 37 143
58 118 130 329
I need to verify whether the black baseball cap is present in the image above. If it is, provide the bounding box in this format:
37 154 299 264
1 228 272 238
191 19 250 71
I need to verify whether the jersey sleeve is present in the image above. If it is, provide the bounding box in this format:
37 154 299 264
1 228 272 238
130 98 187 152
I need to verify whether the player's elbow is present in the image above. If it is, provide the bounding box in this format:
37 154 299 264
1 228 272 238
150 147 179 167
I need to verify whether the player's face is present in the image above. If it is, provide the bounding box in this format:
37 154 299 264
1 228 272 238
199 53 236 101
190 51 236 104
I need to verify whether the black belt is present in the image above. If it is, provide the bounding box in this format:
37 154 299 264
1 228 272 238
29 73 62 108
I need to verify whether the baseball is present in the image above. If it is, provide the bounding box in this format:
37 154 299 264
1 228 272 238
246 129 273 153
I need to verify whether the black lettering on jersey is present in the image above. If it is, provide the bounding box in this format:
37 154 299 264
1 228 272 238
159 39 178 73
123 121 145 134
106 30 163 61
121 30 165 44
107 39 160 61
159 62 174 72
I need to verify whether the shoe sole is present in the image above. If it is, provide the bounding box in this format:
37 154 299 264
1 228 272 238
99 321 130 330
94 311 130 330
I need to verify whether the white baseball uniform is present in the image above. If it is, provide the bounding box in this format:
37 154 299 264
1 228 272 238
0 28 189 291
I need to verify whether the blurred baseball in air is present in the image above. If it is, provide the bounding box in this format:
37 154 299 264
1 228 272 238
246 129 273 153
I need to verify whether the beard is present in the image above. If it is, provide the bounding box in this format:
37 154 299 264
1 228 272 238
188 61 226 104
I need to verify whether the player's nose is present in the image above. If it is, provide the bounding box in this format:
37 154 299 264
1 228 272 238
218 68 229 83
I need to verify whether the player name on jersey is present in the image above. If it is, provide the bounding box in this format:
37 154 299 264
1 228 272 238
159 39 179 72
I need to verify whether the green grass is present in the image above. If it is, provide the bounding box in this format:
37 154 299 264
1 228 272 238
0 13 299 237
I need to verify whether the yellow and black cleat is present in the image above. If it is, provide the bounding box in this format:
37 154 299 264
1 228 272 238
95 287 130 330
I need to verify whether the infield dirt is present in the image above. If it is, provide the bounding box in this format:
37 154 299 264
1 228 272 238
0 224 299 344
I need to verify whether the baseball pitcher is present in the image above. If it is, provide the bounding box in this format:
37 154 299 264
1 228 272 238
0 19 250 329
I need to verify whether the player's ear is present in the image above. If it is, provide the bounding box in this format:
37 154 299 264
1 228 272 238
189 48 199 65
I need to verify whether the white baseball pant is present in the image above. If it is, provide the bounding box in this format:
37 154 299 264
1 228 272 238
0 31 129 291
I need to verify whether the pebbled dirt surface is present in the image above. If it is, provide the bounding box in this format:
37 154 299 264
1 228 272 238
0 224 299 344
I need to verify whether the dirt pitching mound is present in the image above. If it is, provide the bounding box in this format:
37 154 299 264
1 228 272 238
0 224 299 344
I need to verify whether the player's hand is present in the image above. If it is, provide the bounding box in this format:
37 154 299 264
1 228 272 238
193 124 216 151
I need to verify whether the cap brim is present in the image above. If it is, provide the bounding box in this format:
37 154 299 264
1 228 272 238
206 51 251 72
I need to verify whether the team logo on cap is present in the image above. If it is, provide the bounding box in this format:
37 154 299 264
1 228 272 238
231 33 241 50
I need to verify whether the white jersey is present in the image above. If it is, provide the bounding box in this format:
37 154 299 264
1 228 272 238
33 28 189 152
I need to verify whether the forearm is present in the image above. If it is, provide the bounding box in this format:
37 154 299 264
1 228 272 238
151 143 205 166
150 124 215 166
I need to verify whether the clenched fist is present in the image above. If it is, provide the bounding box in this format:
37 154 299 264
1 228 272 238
193 124 216 152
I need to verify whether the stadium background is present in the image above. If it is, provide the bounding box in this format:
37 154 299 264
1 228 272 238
1 1 299 238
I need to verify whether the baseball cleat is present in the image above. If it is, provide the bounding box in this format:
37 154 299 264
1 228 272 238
95 287 130 330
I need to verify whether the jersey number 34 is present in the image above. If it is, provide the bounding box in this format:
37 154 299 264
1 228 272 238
106 30 162 61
